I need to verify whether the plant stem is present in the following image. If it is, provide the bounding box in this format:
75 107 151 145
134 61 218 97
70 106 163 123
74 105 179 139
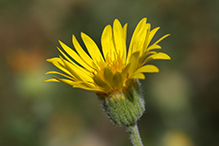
127 123 144 146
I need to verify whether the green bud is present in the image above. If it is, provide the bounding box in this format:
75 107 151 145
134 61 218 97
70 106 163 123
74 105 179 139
97 79 145 126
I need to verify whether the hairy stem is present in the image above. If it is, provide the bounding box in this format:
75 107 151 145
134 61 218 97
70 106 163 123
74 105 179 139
127 123 144 146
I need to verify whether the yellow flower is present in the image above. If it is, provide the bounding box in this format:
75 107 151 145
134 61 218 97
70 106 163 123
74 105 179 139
44 18 170 94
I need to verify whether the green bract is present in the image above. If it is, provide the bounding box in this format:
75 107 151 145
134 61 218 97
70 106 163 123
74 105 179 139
98 79 145 126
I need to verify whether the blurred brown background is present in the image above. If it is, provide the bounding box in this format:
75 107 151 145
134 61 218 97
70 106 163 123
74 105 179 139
0 0 219 146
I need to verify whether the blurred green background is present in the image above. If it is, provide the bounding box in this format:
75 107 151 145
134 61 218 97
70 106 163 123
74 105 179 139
0 0 219 146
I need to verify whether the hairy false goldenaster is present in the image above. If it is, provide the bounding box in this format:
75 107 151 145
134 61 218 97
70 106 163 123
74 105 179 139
44 18 171 146
44 18 170 94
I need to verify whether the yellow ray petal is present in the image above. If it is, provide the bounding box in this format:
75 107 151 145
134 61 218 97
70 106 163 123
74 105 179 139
142 52 171 65
153 34 170 45
47 56 92 81
113 19 127 63
81 32 104 66
138 51 158 66
130 73 145 79
57 46 93 77
79 81 96 87
143 23 151 53
123 23 128 62
73 84 105 92
52 76 74 86
72 35 94 68
127 52 140 77
59 56 93 82
43 78 59 83
133 24 148 56
47 57 73 77
123 23 128 43
147 44 162 51
59 57 81 80
58 40 94 71
101 25 116 61
57 46 74 65
146 27 160 47
45 71 75 80
134 65 159 75
127 18 147 60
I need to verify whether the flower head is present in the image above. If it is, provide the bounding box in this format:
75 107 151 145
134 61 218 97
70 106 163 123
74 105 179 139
44 18 170 94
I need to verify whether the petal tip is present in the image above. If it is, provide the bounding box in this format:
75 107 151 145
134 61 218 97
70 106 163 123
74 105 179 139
58 40 62 44
81 32 86 37
46 58 52 62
